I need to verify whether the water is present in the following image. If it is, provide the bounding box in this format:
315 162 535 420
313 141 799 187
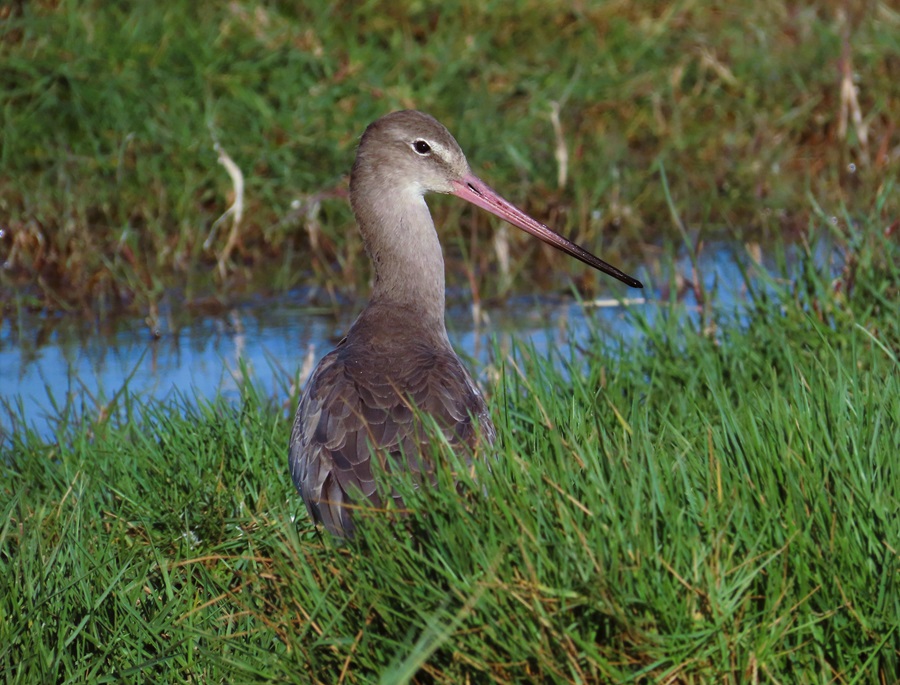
0 240 825 441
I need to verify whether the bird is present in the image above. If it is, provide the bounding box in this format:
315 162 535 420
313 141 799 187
289 110 642 537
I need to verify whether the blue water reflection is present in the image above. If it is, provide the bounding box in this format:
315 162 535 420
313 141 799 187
0 239 829 441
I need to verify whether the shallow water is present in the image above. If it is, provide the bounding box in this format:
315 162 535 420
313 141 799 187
0 240 826 441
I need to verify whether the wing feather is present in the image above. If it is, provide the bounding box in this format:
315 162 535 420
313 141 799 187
289 338 494 537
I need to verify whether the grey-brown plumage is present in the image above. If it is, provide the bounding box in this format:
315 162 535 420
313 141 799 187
289 303 492 537
290 110 642 537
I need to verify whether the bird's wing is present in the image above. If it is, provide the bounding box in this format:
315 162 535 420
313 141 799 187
288 342 492 536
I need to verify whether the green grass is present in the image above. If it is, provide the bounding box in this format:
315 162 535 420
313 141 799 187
2 221 897 682
2 0 898 314
2 1 899 680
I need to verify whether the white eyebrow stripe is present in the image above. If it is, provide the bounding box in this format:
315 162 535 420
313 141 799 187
414 139 452 159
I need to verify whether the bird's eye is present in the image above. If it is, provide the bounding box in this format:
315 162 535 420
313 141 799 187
412 140 431 155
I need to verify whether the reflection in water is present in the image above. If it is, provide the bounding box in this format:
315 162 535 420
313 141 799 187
0 240 829 441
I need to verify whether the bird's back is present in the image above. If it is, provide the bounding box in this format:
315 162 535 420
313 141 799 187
289 307 494 536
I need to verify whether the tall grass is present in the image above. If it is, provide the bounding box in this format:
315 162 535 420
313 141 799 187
1 222 897 682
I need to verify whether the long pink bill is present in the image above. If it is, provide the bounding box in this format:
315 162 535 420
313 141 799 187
452 173 643 289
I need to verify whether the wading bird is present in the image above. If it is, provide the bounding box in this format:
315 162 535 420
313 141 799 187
289 110 642 536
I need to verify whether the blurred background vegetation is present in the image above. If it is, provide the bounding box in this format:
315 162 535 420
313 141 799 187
1 0 897 315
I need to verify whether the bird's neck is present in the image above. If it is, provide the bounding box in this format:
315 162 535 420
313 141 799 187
354 188 448 335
